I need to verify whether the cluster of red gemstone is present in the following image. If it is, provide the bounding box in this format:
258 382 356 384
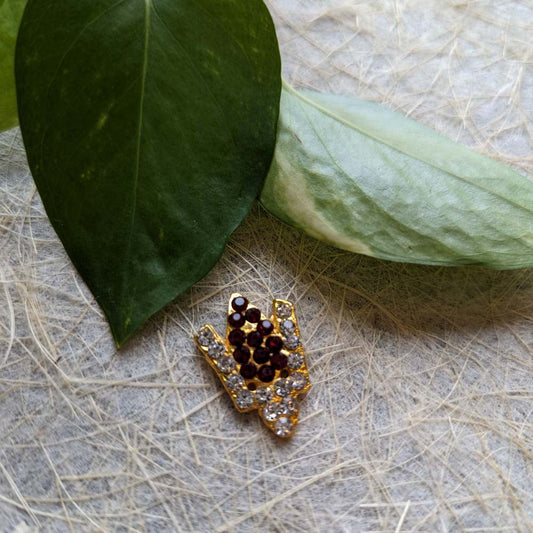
245 307 261 323
227 296 288 383
258 320 274 336
265 336 283 352
247 331 262 347
228 329 246 346
228 312 246 328
258 365 275 382
253 347 270 364
271 352 288 370
233 346 250 364
231 296 248 312
240 362 257 379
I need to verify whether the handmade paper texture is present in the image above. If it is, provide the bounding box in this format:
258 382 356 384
0 1 532 531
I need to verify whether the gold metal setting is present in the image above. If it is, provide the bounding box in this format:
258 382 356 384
194 293 311 438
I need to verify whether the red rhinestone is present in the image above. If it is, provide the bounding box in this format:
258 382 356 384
257 320 274 336
257 365 275 382
247 330 263 348
265 336 283 353
228 312 245 328
253 347 270 364
245 308 261 323
231 296 248 312
240 362 257 379
233 346 250 364
228 329 246 346
270 353 288 370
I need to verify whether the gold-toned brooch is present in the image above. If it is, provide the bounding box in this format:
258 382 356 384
195 293 311 438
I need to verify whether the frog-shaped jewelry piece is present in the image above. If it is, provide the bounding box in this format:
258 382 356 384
195 294 311 438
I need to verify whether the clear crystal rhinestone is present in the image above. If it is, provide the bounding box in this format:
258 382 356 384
235 389 254 409
217 356 236 374
208 341 226 359
275 416 294 437
263 401 280 421
280 320 296 336
287 352 304 369
284 335 300 350
280 396 298 415
275 302 292 318
255 386 273 404
197 327 215 346
225 373 244 391
274 378 291 397
290 372 307 390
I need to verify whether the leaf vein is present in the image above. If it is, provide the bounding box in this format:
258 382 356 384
285 81 533 214
295 95 462 258
149 3 239 152
120 0 152 307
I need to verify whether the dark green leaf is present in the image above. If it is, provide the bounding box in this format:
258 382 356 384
16 0 281 345
261 84 533 269
0 0 26 131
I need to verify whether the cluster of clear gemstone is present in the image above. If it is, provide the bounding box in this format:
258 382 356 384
207 341 226 359
224 378 275 410
287 352 304 369
274 378 291 397
284 335 300 350
235 389 254 409
290 372 308 390
275 302 292 318
263 401 280 422
225 373 245 391
275 416 294 437
261 397 298 436
255 386 273 404
217 356 236 374
272 375 308 397
197 327 214 347
280 320 296 336
280 396 298 415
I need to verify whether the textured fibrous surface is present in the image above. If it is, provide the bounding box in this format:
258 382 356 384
1 1 532 531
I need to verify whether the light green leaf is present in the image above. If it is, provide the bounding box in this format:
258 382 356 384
16 0 281 346
261 83 533 269
0 0 26 131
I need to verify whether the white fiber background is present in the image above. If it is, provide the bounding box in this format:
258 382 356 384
1 1 532 531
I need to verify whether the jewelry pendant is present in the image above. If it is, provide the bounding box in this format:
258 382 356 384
195 293 311 438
